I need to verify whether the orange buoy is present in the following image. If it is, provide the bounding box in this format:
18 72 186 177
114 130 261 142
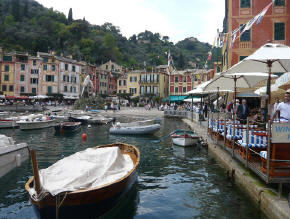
82 133 87 141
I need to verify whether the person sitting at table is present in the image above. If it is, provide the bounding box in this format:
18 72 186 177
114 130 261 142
272 92 290 123
236 99 249 124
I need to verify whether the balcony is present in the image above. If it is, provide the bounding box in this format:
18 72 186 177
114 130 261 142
139 79 159 84
239 42 252 49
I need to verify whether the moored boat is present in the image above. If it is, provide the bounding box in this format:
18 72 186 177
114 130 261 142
25 143 140 219
0 117 19 128
0 134 28 177
109 122 161 135
54 122 81 133
171 130 200 147
17 115 55 130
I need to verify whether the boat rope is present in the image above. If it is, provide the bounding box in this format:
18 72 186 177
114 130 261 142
55 192 68 219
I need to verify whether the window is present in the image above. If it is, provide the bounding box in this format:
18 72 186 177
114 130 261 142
183 77 186 82
4 74 9 81
175 76 178 82
140 86 144 94
124 80 126 86
9 85 13 92
130 76 137 82
64 86 67 92
106 65 108 70
47 86 52 94
240 0 250 8
20 75 25 81
30 78 38 84
153 86 158 94
146 86 151 93
194 76 197 81
274 0 285 6
70 86 73 92
2 85 6 91
43 57 48 62
33 60 36 66
31 69 39 74
129 88 136 94
32 88 36 94
274 22 285 41
240 25 251 41
20 86 25 93
72 66 76 72
46 75 54 82
3 56 12 61
239 56 248 61
52 65 56 71
21 64 25 71
43 65 47 71
65 64 68 71
4 65 9 72
63 75 66 82
183 87 187 93
175 87 178 93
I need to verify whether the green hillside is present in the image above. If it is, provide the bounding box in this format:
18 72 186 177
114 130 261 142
0 0 221 69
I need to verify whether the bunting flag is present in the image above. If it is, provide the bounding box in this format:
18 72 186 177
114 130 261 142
256 2 273 25
212 0 273 50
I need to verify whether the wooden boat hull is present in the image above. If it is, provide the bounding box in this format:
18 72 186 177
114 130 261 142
172 136 199 147
54 122 81 133
25 143 140 219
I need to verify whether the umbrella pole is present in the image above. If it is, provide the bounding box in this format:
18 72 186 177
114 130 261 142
267 61 272 121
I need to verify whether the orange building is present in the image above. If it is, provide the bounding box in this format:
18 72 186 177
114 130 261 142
223 0 290 70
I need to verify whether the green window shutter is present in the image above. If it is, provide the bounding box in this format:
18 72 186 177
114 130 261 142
274 23 285 40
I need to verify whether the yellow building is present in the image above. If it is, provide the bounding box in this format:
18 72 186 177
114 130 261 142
126 70 140 97
124 70 169 98
117 74 127 94
1 52 15 96
37 52 59 95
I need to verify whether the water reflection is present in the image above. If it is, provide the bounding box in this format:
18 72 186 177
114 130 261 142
0 117 264 219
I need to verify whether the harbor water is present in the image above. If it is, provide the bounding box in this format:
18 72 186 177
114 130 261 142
0 117 266 219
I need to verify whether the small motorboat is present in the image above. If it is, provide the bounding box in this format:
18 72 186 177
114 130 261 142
54 122 81 133
25 143 140 219
68 115 90 124
0 134 28 177
109 120 161 135
171 130 200 147
17 115 55 130
0 117 19 128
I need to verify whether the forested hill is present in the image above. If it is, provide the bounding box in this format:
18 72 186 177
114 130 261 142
0 0 221 69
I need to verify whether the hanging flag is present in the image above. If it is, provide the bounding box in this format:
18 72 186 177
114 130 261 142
207 51 212 61
230 28 240 48
167 51 172 67
256 2 273 25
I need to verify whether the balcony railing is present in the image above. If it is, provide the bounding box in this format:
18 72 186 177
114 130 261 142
139 79 159 84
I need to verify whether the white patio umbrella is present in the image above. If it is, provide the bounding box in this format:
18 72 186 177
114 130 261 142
203 72 277 113
275 72 290 91
225 43 290 113
183 98 201 103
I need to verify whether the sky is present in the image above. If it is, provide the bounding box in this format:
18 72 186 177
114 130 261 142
36 0 225 44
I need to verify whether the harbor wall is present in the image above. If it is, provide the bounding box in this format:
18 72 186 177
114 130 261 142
182 118 290 219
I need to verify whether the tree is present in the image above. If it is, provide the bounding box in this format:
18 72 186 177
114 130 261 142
11 0 20 21
177 53 185 69
117 93 133 103
23 1 28 17
68 8 73 23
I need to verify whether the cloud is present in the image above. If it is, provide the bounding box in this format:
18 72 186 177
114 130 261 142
36 0 224 44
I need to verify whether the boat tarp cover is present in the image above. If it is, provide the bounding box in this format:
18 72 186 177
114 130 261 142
35 147 133 196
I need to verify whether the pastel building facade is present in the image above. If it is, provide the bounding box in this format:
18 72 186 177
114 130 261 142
28 56 42 95
1 53 16 96
223 0 290 70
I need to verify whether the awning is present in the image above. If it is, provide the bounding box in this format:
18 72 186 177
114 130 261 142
236 93 261 98
5 95 16 99
169 95 188 102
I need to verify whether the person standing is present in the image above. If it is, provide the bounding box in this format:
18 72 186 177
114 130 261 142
236 99 249 124
272 92 290 123
203 104 208 118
